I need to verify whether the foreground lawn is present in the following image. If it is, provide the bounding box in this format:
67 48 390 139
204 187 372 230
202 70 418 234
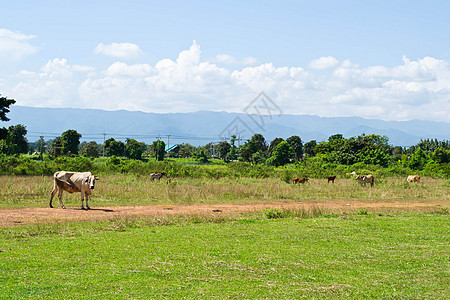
0 213 448 299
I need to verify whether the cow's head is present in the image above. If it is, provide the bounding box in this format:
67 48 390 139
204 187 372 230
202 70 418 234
85 175 100 189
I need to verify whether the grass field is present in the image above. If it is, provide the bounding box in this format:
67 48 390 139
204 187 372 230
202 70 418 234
0 175 449 299
0 175 449 208
1 213 449 299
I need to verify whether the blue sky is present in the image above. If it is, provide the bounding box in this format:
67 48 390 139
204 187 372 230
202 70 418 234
1 0 449 121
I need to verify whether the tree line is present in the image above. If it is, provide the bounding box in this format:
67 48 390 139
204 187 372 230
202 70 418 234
1 94 449 176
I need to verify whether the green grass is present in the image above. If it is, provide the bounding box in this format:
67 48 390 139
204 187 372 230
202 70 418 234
0 212 448 299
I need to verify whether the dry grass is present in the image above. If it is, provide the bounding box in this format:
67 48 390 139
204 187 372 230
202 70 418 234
0 175 448 208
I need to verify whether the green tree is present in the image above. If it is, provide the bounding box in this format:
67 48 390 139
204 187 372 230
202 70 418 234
432 147 450 164
48 137 63 157
0 95 16 122
61 129 82 156
125 138 146 160
6 124 28 154
217 141 231 160
286 135 303 160
303 140 317 157
104 138 126 157
194 148 209 163
152 140 166 161
266 141 293 166
80 141 100 158
239 134 268 162
268 137 284 157
227 135 238 161
178 143 195 158
409 148 429 170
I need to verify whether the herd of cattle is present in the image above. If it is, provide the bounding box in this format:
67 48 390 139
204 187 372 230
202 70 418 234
49 171 421 210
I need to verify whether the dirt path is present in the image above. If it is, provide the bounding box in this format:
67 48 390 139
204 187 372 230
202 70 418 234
0 200 446 227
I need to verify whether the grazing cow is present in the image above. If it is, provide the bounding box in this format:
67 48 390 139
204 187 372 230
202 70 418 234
150 172 166 181
355 174 374 187
50 171 100 209
327 176 336 183
407 175 420 183
293 177 309 184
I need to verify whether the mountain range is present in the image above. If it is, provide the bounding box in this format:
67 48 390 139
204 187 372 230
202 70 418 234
5 106 450 147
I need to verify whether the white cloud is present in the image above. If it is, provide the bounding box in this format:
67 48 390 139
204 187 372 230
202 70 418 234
6 41 450 122
93 42 143 59
215 54 257 65
0 28 38 61
308 56 339 70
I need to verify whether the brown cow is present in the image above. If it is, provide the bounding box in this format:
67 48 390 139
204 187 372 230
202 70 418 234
293 177 309 184
327 176 336 183
407 175 420 183
50 171 100 209
355 174 374 187
150 172 166 181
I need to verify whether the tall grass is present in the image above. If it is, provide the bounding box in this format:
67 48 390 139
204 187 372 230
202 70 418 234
1 175 448 209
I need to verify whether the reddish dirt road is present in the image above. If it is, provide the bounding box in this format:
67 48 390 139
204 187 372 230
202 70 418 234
0 200 446 227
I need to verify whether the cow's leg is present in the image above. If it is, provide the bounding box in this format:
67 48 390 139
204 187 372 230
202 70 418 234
58 190 66 209
50 184 57 208
80 193 86 210
85 194 91 210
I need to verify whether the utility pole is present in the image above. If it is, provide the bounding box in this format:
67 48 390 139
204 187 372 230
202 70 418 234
103 131 106 157
156 134 160 161
167 135 171 158
39 136 44 159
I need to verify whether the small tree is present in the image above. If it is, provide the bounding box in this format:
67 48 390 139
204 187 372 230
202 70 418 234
0 95 16 122
126 138 145 160
48 137 64 157
61 129 82 156
105 138 126 157
152 140 166 161
80 141 100 158
227 135 238 161
286 135 303 160
217 141 231 160
266 141 293 166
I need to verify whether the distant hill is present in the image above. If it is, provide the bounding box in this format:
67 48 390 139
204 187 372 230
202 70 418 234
5 106 450 147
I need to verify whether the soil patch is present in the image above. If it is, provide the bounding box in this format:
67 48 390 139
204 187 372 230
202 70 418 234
0 200 445 227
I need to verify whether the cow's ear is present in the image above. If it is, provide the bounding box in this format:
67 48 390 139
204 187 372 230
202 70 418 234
95 176 100 180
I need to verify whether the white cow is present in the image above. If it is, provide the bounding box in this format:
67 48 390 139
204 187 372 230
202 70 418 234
50 171 100 209
355 174 375 187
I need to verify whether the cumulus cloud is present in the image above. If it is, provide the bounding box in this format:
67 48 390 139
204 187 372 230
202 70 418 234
93 42 143 59
0 28 38 61
308 56 339 70
215 54 257 65
6 40 450 122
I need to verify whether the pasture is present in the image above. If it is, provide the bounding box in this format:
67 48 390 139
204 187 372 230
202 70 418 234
0 175 449 298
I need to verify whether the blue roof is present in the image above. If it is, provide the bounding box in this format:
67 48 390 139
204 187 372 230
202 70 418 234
165 144 179 151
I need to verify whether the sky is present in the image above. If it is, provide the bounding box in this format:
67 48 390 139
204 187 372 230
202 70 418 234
1 0 449 122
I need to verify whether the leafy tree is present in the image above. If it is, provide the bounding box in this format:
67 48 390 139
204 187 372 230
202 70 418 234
266 141 293 166
7 124 28 154
151 140 166 161
227 135 238 161
238 134 268 162
409 148 429 170
432 147 450 164
178 143 195 158
0 95 16 122
268 138 284 157
125 138 146 160
194 148 209 163
303 140 317 157
217 141 231 160
104 138 126 157
61 129 82 156
80 141 100 158
286 135 303 160
48 137 64 157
